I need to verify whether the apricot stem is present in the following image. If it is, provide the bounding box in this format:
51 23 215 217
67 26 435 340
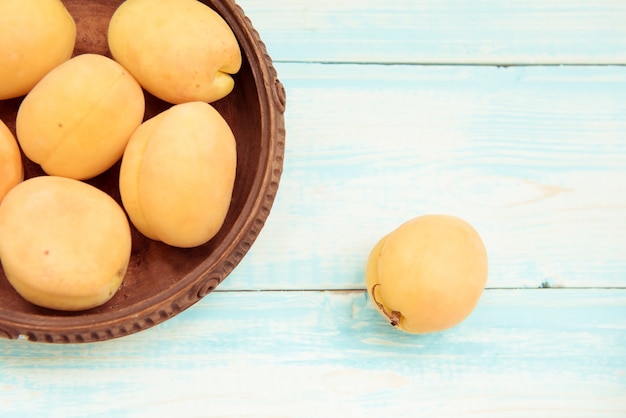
371 284 401 327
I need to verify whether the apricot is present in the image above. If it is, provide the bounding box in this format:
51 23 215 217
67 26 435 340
0 119 23 202
0 0 76 100
366 214 488 334
119 101 237 248
15 53 145 180
108 0 242 104
0 176 132 311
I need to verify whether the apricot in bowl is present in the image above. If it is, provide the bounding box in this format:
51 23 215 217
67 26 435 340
0 0 76 100
16 53 145 180
0 176 132 311
119 101 237 248
0 119 23 203
108 0 242 104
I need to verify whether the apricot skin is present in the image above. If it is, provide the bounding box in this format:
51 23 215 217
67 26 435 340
119 101 237 248
108 0 242 104
0 0 76 100
16 54 145 180
0 176 132 311
366 215 488 334
0 119 23 203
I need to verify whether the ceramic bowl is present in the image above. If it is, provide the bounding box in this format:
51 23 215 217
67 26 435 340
0 0 285 343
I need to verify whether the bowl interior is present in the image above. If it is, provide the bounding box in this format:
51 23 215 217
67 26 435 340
0 0 270 337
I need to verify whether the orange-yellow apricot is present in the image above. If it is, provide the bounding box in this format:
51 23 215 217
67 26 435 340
0 176 132 311
108 0 241 104
119 101 237 248
0 119 23 202
0 0 76 100
16 54 145 180
366 214 488 333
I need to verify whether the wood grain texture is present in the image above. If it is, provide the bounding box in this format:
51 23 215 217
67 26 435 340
236 0 626 64
1 289 625 417
219 63 626 291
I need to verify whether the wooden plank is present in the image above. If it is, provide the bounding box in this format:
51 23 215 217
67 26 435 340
237 0 626 65
219 63 626 291
1 289 625 417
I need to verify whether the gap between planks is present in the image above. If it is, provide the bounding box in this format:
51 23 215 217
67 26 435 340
272 60 626 67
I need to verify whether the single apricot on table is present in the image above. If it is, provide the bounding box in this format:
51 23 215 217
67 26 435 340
366 214 488 334
0 176 132 311
0 119 23 202
0 0 76 100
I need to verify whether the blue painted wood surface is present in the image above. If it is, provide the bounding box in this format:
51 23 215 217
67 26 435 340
1 0 625 416
220 63 626 291
2 290 626 416
237 0 626 64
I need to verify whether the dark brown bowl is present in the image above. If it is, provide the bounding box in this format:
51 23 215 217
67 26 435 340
0 0 285 343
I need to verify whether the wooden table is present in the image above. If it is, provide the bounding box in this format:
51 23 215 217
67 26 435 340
2 1 626 416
